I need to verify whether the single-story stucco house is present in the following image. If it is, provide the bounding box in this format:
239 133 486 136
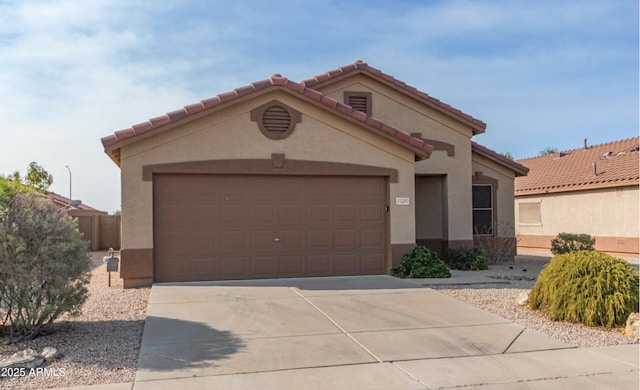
102 61 528 288
515 137 639 257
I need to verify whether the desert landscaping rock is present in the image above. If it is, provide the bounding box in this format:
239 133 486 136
433 256 638 349
0 253 150 389
516 290 529 306
625 313 639 341
0 253 635 389
0 349 44 370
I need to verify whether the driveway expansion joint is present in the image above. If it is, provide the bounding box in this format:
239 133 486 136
289 286 384 363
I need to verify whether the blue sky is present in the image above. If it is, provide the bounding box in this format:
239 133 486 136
1 0 637 213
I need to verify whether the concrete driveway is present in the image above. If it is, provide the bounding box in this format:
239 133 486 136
132 276 639 389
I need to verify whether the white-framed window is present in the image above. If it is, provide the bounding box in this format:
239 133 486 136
472 184 493 235
518 201 542 226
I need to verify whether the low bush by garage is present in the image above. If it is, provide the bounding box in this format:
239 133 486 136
394 246 451 278
446 246 489 271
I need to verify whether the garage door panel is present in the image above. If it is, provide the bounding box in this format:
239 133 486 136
220 231 247 250
154 174 387 281
219 256 248 278
335 230 358 248
190 206 217 227
360 204 384 222
307 230 332 249
221 205 246 224
279 230 304 249
335 205 357 222
189 230 216 252
189 257 216 277
279 255 305 276
161 205 190 226
307 254 331 275
334 254 358 274
361 254 386 273
250 205 276 225
308 205 332 223
157 231 188 255
249 256 277 278
155 257 186 281
360 229 384 249
279 205 303 224
250 230 278 249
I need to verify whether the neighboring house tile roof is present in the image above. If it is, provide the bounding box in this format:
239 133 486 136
46 191 107 214
301 60 487 134
515 137 640 195
471 141 529 177
101 73 433 166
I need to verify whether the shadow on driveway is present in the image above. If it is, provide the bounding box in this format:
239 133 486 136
138 316 245 373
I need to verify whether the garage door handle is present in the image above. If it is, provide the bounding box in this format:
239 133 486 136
274 238 280 242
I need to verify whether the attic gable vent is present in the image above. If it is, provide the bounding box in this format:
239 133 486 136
250 100 302 140
344 91 372 115
263 106 290 133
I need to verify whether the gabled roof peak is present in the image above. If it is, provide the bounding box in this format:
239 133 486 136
301 60 486 134
101 72 433 166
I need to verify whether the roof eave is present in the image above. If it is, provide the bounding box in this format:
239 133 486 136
302 61 487 135
472 142 529 176
515 179 639 196
101 77 432 165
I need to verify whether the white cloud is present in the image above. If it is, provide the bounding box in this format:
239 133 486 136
0 0 636 210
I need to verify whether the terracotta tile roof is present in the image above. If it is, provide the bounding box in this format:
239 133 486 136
301 60 487 134
515 137 639 195
101 74 433 166
45 191 107 213
471 141 529 177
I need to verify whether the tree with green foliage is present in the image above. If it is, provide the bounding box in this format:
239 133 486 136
24 161 53 192
539 146 559 155
2 162 53 193
0 178 91 343
529 250 639 328
501 152 514 160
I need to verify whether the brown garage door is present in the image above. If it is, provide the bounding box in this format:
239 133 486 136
153 174 387 282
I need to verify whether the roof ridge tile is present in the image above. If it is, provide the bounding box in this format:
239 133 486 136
300 60 486 132
102 68 435 161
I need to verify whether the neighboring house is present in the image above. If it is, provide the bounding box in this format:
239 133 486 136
515 137 639 257
47 191 108 218
46 192 120 251
101 60 527 288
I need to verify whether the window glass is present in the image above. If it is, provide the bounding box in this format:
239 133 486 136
472 184 493 235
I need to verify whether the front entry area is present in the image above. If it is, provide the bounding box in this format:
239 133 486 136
153 174 388 282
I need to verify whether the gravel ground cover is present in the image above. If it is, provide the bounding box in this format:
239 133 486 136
432 254 639 348
0 252 636 389
0 252 150 389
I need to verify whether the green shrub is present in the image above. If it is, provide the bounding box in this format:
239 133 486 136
446 246 489 270
550 232 595 255
529 250 639 327
0 191 91 343
394 246 451 278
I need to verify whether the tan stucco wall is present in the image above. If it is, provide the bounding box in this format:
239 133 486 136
119 90 417 250
515 186 639 238
315 75 476 243
472 153 517 238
